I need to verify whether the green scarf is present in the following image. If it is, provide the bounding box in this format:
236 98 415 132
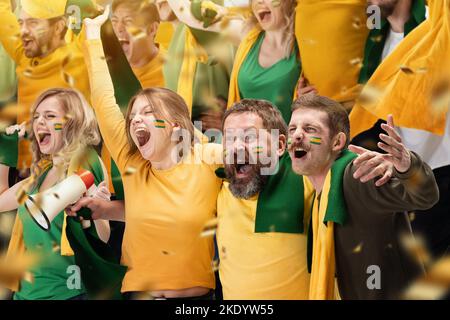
65 148 127 300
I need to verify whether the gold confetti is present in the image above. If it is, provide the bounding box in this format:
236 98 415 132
62 72 75 87
211 259 219 272
23 68 33 77
61 53 72 68
0 252 38 287
349 57 363 68
124 166 137 176
352 242 363 254
400 65 415 75
370 35 383 43
23 271 34 284
400 233 431 267
409 212 416 222
352 17 362 29
200 218 218 238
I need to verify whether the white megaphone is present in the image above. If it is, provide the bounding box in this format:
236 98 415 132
24 169 95 231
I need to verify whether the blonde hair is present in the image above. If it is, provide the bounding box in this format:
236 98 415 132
29 88 101 175
125 87 195 156
248 0 297 59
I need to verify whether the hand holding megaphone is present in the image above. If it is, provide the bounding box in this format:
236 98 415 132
24 169 95 231
66 181 111 221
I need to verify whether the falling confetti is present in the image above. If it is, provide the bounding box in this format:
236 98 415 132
124 166 137 176
200 218 218 238
399 65 415 75
352 242 363 254
211 259 219 272
62 71 75 87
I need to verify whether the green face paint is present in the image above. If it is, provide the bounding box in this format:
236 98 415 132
310 137 322 145
54 123 63 131
153 119 166 129
287 138 292 146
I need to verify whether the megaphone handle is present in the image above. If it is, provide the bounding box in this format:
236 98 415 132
81 219 91 229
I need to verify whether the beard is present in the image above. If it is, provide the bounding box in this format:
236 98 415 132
367 0 399 19
225 160 269 200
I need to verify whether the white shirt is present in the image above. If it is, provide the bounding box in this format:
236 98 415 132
381 6 449 170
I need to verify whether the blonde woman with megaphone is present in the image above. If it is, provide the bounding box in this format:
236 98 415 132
0 88 126 300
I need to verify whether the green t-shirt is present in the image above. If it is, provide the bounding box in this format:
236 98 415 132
238 32 301 124
14 169 85 300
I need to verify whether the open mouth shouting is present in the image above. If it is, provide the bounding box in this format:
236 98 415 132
135 127 151 147
118 38 131 55
235 163 253 178
22 38 35 50
257 10 272 23
38 131 51 147
294 148 307 159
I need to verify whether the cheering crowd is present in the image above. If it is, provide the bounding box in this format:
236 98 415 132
0 0 449 300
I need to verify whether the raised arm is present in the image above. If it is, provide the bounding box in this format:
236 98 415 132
82 6 133 173
0 0 23 63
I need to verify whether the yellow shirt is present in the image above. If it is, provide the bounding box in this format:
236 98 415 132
84 39 223 292
131 47 166 89
217 182 310 300
0 0 91 169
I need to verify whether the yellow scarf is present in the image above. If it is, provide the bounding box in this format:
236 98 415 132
350 0 450 138
177 28 209 115
304 175 337 300
4 152 93 291
303 150 357 299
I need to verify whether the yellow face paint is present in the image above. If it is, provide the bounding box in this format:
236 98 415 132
310 137 322 145
153 119 166 129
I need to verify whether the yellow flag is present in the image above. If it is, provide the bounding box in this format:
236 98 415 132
350 0 450 138
296 0 369 102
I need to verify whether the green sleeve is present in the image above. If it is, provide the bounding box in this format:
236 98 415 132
0 132 18 167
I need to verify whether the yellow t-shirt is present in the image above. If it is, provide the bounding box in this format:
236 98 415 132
131 47 166 89
84 38 224 292
217 182 310 300
0 0 91 169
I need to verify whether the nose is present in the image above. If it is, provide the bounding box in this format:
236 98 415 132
131 114 144 126
20 23 30 38
291 128 304 143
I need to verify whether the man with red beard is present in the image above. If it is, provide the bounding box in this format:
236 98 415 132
288 93 439 299
216 98 401 299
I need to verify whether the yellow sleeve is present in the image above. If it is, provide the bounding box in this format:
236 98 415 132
82 39 132 173
0 0 23 63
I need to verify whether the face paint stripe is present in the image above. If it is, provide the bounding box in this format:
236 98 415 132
310 137 322 145
54 123 63 131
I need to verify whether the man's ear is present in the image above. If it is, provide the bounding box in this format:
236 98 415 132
147 21 159 39
55 17 68 39
277 134 287 157
332 132 347 153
